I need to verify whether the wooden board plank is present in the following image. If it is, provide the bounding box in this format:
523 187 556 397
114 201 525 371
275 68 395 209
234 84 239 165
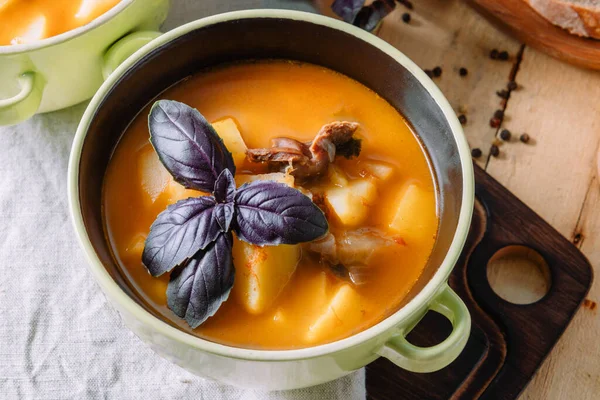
377 0 520 164
485 47 600 236
486 46 600 399
545 178 600 400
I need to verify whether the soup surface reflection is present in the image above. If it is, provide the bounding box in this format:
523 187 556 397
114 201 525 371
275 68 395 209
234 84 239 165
0 0 121 45
103 60 438 349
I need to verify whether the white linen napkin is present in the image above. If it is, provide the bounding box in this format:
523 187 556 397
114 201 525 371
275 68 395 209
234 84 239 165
0 1 366 399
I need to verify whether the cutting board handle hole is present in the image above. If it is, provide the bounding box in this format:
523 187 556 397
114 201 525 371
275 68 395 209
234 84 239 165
405 310 452 347
487 245 551 304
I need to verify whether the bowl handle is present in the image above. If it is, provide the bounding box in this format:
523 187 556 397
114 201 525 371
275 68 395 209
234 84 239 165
0 71 45 126
376 284 471 373
102 31 162 79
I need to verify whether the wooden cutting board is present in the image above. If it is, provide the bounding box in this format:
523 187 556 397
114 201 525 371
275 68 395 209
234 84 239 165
466 0 600 70
365 164 593 399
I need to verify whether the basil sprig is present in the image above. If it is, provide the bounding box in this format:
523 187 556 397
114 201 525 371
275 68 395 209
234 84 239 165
142 100 328 328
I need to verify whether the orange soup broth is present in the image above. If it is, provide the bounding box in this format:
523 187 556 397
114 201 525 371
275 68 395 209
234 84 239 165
103 61 438 349
0 0 121 45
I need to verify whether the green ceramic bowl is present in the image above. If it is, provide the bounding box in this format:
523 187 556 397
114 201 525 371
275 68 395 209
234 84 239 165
68 10 474 390
0 0 170 126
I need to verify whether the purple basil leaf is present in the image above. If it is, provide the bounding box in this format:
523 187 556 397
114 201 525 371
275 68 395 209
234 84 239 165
142 196 221 276
332 0 365 23
167 233 235 328
148 100 236 192
214 202 234 233
214 169 236 203
234 181 328 246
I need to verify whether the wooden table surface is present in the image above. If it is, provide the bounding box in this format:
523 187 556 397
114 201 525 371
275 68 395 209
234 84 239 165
363 1 600 398
170 1 599 398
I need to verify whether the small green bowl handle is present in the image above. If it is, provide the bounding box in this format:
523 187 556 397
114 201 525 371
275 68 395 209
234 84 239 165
102 31 162 79
0 72 45 126
376 284 471 373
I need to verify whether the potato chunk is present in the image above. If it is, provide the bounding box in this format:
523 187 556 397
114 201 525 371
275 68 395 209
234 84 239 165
137 143 202 204
273 270 329 325
235 172 295 187
362 160 395 181
389 183 437 243
212 118 248 168
232 240 300 315
124 233 146 261
325 179 377 226
327 164 348 187
138 146 170 204
163 180 202 204
306 284 365 343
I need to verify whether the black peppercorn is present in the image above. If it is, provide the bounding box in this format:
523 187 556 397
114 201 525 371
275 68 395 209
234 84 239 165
402 13 411 23
424 69 433 77
490 118 501 128
459 67 468 76
520 133 530 143
433 66 442 77
490 144 500 157
471 148 482 158
490 49 499 59
498 51 509 60
458 114 467 125
496 89 509 99
507 81 518 90
500 129 511 141
494 109 504 119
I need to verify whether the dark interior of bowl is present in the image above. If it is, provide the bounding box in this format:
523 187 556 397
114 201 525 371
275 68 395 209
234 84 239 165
78 17 464 330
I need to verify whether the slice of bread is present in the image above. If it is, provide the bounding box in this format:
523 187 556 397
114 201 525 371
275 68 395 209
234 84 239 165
525 0 600 39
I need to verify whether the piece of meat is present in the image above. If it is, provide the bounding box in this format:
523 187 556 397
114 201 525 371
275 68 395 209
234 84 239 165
246 121 361 180
336 229 397 266
245 147 307 164
308 232 337 263
304 228 402 285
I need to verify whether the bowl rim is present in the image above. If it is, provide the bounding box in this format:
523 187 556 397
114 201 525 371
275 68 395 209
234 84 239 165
68 9 475 362
0 0 134 54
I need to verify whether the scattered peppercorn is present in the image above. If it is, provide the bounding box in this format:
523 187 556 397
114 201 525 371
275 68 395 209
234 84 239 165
458 114 467 125
496 89 509 99
507 81 518 90
520 133 530 143
490 117 501 128
433 66 442 77
459 67 468 76
494 109 504 119
500 129 511 141
490 49 499 59
402 13 411 23
471 148 482 158
490 144 500 157
424 69 433 77
583 299 597 310
498 51 509 60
